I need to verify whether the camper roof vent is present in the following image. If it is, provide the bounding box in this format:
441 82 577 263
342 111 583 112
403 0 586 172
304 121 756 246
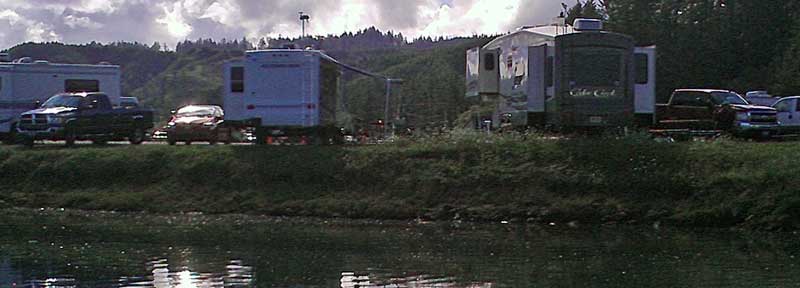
34 60 50 65
573 18 603 31
14 57 33 63
0 53 10 63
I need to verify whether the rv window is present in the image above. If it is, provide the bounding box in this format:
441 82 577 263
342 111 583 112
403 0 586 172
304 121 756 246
545 57 554 87
635 53 648 84
65 80 99 93
231 67 244 93
483 53 495 71
567 48 623 88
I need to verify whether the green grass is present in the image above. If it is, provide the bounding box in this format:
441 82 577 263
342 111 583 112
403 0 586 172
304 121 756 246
1 132 799 230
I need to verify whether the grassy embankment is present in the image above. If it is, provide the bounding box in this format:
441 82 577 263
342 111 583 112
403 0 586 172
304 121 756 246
0 132 799 230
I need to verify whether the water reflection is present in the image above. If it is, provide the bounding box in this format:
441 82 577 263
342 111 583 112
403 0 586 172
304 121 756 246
4 258 253 288
118 258 253 288
3 212 800 287
341 271 493 288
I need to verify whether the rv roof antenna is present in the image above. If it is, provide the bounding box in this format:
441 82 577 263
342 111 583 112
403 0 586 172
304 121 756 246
299 12 310 38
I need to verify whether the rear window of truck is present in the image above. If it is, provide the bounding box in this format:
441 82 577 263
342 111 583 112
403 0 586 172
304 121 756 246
65 79 99 93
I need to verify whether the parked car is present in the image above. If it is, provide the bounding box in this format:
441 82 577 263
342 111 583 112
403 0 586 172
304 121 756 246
16 92 154 146
772 96 800 135
655 89 778 138
165 105 231 145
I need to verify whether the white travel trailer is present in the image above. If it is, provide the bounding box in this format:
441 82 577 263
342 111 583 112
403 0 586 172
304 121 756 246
466 18 656 130
0 55 121 142
223 49 345 144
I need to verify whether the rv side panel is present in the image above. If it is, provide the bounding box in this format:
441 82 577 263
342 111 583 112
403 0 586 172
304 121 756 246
243 51 321 128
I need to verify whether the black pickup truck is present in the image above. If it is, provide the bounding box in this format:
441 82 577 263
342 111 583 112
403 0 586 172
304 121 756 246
16 92 154 146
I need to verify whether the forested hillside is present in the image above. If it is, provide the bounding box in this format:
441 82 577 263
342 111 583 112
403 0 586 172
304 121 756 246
3 0 800 127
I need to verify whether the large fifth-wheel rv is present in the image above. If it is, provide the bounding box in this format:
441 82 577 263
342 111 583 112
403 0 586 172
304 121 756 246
466 18 656 130
0 54 121 143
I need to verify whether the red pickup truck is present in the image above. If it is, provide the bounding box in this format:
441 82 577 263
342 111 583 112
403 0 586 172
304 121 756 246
655 89 778 137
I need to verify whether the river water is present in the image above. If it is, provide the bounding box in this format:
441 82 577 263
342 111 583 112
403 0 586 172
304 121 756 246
1 210 799 287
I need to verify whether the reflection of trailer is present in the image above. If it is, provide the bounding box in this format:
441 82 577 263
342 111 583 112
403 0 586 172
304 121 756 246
223 49 395 145
466 18 656 130
0 56 121 143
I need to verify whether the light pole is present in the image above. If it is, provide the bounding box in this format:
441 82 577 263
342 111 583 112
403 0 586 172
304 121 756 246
384 78 404 137
299 12 310 38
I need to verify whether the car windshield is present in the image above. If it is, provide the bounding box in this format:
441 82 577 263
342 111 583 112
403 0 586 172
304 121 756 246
41 94 82 108
711 92 749 105
177 106 216 117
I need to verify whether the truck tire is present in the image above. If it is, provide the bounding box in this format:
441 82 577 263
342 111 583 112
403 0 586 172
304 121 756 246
2 124 17 145
129 127 145 145
224 129 232 145
21 137 34 147
209 130 218 145
64 130 76 147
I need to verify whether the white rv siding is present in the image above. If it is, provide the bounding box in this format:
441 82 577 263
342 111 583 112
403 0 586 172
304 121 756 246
239 50 321 127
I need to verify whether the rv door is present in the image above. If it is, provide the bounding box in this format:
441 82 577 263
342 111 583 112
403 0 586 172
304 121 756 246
634 46 656 124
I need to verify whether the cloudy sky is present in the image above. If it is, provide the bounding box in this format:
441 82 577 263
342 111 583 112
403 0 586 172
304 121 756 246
0 0 562 50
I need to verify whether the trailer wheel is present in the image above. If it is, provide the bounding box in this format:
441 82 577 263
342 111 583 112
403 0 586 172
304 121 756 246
254 127 267 145
129 127 145 145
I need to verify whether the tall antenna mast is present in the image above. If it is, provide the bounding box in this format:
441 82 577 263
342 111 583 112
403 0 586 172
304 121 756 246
299 12 310 38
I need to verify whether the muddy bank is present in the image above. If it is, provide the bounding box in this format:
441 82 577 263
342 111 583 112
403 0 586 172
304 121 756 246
0 133 797 230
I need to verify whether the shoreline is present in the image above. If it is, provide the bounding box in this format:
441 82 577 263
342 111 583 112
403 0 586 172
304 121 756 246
1 133 798 231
